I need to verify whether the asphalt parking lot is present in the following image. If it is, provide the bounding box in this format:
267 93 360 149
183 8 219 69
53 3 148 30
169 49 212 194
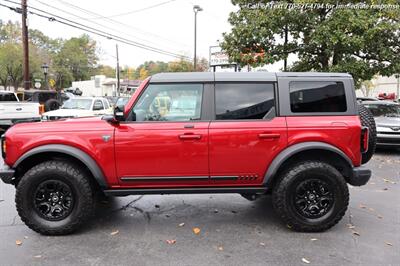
0 150 399 266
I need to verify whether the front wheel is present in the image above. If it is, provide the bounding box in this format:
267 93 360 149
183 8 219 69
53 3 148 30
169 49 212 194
272 161 349 232
16 161 96 235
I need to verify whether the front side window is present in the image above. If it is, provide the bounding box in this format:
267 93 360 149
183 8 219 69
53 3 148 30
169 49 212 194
290 81 347 113
131 84 203 122
215 83 275 120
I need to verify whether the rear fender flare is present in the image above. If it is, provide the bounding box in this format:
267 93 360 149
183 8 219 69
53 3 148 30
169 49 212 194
263 142 353 186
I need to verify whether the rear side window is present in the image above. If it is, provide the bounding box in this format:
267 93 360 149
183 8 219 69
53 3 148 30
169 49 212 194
290 81 347 113
215 83 275 120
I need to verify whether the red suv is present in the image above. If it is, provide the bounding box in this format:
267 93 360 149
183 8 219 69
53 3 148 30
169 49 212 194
0 72 375 235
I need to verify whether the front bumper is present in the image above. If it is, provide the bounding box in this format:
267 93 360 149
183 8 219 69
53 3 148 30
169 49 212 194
348 166 371 186
0 165 15 184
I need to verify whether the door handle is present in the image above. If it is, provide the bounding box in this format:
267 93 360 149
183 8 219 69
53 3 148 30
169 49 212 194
258 133 280 139
179 134 202 140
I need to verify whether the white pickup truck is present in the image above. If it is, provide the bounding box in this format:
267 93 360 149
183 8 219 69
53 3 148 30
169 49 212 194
0 91 41 130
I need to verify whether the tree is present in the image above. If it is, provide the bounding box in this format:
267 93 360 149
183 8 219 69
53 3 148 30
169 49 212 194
168 58 194 72
53 35 98 83
138 67 149 80
92 65 115 78
0 21 99 89
222 0 400 88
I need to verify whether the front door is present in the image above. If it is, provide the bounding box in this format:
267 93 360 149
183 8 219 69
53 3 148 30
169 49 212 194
209 82 287 186
115 82 210 188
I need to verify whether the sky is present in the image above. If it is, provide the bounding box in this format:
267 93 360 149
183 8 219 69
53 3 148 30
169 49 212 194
0 0 285 71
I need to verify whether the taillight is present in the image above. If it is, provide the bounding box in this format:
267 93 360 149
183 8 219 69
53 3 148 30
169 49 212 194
39 105 45 115
361 127 369 153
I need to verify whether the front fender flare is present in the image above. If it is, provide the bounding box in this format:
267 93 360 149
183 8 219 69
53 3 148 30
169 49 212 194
14 144 108 189
263 142 353 186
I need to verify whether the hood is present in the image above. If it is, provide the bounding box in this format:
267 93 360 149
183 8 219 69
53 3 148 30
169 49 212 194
42 108 95 118
6 116 112 134
374 116 400 127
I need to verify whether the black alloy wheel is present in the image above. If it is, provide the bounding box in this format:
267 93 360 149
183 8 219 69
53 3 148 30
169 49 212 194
33 180 75 221
293 179 334 219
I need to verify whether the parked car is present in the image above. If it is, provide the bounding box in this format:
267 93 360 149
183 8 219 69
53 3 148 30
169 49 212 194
357 97 379 102
105 96 118 107
115 96 130 107
41 97 112 120
0 72 376 235
378 92 396 101
0 91 41 131
16 89 70 112
363 101 400 147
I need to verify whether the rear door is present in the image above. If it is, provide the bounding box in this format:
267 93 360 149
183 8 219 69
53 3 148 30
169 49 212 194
209 81 287 186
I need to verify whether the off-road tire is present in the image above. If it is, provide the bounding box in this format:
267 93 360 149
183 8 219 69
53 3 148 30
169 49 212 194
44 99 61 112
272 161 349 232
358 104 376 164
15 161 95 235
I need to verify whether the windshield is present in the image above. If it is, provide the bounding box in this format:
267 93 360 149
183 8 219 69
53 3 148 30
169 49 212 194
364 104 400 118
116 97 129 106
61 99 92 110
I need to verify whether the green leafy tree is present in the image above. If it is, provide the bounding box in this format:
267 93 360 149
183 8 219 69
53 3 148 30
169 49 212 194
222 0 400 87
92 64 115 78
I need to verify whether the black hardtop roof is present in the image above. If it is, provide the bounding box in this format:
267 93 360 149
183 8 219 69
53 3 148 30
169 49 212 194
150 72 352 83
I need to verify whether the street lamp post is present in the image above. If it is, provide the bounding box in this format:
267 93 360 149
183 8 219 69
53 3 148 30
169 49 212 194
41 63 49 89
193 5 203 71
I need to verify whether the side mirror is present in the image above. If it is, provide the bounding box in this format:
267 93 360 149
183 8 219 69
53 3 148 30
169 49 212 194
114 104 126 121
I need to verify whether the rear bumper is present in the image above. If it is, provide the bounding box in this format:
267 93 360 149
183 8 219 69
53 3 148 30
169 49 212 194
348 166 371 186
376 135 400 147
0 166 15 184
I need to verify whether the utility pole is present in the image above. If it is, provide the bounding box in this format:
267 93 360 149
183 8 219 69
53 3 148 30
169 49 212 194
21 0 30 90
116 44 120 97
193 5 203 71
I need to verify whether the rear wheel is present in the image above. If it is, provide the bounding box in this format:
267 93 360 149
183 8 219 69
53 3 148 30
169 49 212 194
358 104 377 164
16 161 96 235
272 161 349 232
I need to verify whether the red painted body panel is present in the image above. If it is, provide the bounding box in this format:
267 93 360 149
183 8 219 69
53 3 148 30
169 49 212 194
286 116 362 166
208 118 288 186
4 117 119 186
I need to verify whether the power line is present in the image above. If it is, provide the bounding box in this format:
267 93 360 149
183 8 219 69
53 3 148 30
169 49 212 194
53 0 191 49
0 0 191 60
89 0 178 20
31 0 180 51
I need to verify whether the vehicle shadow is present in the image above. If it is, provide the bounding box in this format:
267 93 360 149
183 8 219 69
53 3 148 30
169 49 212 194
78 194 286 234
374 147 400 156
